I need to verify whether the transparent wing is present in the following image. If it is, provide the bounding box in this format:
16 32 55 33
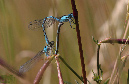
28 17 58 30
43 17 57 28
28 19 44 30
19 50 44 73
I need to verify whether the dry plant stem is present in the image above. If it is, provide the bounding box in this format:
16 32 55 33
99 38 129 44
0 57 23 78
109 58 118 84
111 69 119 84
123 19 129 39
104 2 129 84
109 55 128 83
100 6 129 83
99 38 129 83
122 3 129 41
116 3 129 83
117 56 128 83
127 69 129 84
112 55 128 84
33 55 55 84
109 53 128 83
55 55 64 84
71 0 87 84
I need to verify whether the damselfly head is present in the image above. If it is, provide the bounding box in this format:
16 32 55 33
49 41 55 47
68 13 74 19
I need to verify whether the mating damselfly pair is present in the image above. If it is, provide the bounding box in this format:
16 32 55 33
19 13 75 73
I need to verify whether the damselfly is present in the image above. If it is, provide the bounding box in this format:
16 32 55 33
19 41 55 73
28 13 75 45
28 13 75 30
19 14 74 73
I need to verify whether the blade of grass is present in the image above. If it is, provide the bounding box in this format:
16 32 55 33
59 56 83 82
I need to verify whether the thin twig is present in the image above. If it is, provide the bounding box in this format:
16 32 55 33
71 0 87 84
55 55 64 84
99 38 129 44
97 45 100 76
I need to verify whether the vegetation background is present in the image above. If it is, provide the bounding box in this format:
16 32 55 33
0 0 128 84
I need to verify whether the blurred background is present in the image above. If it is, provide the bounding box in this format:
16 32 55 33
0 0 128 84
